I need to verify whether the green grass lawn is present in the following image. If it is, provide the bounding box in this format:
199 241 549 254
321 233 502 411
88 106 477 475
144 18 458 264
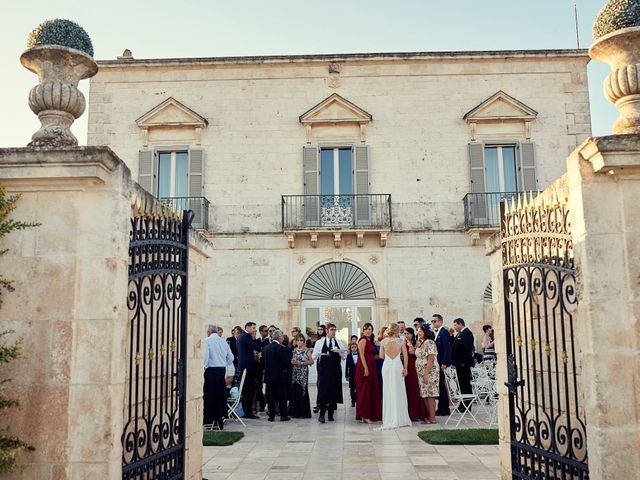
202 431 244 446
418 428 499 445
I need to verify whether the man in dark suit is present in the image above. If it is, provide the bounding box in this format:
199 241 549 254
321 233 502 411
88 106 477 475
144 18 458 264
431 314 453 416
255 325 270 412
344 342 358 407
237 321 262 419
452 318 475 411
262 329 291 422
226 326 242 367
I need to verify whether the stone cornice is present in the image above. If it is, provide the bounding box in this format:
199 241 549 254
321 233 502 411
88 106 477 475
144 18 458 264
97 49 589 68
0 146 129 188
578 134 640 173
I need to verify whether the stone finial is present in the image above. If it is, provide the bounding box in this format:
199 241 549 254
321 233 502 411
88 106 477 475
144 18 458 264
20 19 98 147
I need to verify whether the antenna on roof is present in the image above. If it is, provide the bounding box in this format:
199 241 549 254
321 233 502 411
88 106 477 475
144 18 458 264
574 3 580 49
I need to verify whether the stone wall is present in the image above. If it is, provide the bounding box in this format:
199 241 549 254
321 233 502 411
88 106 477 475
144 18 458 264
90 51 591 234
87 50 591 345
0 147 211 479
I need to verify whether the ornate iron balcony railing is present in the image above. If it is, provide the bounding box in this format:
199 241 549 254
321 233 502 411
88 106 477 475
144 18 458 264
282 194 392 230
160 196 210 230
463 192 520 229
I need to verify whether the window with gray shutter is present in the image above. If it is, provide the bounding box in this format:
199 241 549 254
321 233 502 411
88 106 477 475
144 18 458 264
138 150 157 195
518 142 537 193
354 145 370 225
303 146 319 225
468 142 487 220
188 148 204 227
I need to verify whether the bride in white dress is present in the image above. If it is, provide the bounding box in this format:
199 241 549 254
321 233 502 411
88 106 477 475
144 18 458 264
377 323 412 430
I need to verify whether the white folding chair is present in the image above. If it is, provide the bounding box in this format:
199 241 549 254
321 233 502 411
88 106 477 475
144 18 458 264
226 368 247 427
444 367 480 427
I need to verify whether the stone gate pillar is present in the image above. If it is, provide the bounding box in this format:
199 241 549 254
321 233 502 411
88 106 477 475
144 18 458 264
568 136 640 479
0 147 132 479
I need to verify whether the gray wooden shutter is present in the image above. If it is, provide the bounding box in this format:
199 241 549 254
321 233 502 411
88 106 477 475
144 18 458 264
303 146 319 226
354 145 370 225
518 142 537 193
188 148 205 228
468 143 487 222
138 150 157 195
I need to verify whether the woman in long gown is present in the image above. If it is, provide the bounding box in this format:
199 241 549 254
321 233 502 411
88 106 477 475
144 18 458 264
374 325 387 395
415 324 439 424
378 323 412 430
404 328 427 421
289 334 313 418
355 323 382 423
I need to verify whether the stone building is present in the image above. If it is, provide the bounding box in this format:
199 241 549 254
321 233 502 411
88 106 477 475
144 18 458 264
88 48 591 345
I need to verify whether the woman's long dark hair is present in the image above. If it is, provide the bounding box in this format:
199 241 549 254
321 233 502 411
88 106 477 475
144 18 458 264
361 322 375 342
404 327 416 346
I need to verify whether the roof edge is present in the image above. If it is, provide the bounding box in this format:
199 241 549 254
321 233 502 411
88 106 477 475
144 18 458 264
97 48 590 67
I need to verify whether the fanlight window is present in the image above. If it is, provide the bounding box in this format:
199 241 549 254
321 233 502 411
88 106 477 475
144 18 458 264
484 282 492 302
302 262 375 300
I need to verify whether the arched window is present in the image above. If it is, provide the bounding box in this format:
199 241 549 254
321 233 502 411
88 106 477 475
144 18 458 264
301 262 375 300
484 282 493 302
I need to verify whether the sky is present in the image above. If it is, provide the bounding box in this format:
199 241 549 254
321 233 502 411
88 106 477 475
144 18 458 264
0 0 617 147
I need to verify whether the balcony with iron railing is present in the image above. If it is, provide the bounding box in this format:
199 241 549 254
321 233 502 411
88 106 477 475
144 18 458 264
281 194 392 248
160 196 210 230
463 192 520 230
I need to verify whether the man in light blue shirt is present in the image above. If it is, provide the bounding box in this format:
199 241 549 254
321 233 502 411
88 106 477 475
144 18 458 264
203 324 234 430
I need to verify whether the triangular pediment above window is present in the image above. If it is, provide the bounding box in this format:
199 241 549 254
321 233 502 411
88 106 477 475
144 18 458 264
299 93 372 125
463 91 537 123
136 97 208 128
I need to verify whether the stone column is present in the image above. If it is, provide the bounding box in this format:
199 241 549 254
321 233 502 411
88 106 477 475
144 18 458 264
485 234 511 480
0 147 131 479
567 136 640 479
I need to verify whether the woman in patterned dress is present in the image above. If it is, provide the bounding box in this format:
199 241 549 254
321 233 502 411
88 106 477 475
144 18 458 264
415 324 439 424
289 334 313 418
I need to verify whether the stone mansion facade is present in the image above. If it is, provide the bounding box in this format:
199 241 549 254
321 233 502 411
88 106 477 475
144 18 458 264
88 48 591 344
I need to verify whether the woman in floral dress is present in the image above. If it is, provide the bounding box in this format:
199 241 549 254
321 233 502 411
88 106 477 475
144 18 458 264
289 334 313 418
415 324 439 424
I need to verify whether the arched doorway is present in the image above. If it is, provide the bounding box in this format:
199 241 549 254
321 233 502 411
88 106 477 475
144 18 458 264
301 262 376 382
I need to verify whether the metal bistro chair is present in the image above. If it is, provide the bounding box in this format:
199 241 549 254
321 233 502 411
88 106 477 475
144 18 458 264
444 366 480 427
226 368 247 427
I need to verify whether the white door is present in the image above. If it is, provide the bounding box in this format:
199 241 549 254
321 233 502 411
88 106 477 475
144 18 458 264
302 300 375 384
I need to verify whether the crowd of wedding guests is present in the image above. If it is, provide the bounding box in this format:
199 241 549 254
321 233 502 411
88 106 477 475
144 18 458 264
202 315 497 429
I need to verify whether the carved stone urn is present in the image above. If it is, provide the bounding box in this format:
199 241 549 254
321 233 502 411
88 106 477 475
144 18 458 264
590 0 640 134
20 19 97 147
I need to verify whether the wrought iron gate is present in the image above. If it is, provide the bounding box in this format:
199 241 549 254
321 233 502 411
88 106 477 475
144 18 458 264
122 207 193 480
501 194 588 479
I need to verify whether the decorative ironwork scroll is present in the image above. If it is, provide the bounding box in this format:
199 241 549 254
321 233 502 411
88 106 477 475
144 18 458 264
320 195 354 226
122 205 192 480
501 193 588 480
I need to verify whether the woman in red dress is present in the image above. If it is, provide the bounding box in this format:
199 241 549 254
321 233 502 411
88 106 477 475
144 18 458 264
355 322 382 423
404 327 427 421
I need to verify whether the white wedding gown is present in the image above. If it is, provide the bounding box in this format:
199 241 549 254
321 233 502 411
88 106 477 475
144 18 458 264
378 338 412 430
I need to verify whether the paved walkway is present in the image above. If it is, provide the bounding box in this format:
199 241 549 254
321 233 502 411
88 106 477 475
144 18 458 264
202 388 500 480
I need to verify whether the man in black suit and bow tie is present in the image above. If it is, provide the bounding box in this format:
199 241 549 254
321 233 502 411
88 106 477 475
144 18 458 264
237 321 263 419
452 318 475 410
262 329 291 422
312 323 347 423
431 314 453 416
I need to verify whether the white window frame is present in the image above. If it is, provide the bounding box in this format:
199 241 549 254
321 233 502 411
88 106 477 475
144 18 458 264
319 145 354 195
157 150 189 198
483 144 518 192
